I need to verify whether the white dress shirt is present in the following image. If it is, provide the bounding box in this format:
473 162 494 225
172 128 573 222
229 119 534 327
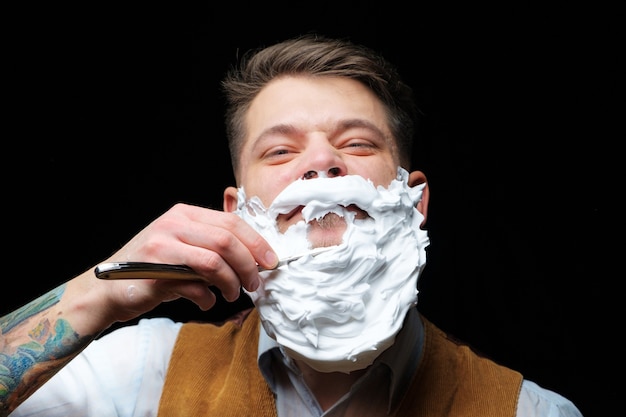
10 313 583 417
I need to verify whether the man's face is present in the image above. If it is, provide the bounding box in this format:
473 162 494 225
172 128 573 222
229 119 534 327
225 76 430 372
227 76 400 247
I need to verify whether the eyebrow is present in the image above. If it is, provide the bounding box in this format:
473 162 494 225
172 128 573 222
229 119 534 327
255 118 388 144
257 123 301 141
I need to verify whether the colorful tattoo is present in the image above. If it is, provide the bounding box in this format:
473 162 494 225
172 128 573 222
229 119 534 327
0 284 92 413
0 285 66 334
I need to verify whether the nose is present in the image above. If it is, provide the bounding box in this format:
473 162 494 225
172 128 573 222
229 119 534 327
302 167 341 179
299 137 348 180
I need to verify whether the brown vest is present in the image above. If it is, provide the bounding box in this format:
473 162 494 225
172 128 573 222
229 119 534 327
158 309 522 416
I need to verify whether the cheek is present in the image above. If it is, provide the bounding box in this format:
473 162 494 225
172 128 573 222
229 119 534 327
349 159 398 187
242 174 290 207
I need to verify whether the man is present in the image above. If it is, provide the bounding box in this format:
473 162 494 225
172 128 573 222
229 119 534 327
1 34 582 416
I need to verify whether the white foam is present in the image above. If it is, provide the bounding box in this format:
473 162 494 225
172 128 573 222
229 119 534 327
236 167 429 373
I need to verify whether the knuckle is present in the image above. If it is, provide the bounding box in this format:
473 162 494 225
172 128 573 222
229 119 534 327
211 228 237 253
196 251 223 274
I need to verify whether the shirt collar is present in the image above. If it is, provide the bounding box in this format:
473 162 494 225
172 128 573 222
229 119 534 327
256 306 424 410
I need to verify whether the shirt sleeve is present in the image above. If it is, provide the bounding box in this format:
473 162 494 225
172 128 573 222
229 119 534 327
9 318 182 417
516 380 584 417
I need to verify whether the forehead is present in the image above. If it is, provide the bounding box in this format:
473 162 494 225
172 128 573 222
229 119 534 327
244 76 391 144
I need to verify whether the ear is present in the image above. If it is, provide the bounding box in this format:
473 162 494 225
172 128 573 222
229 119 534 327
408 170 429 228
223 186 239 212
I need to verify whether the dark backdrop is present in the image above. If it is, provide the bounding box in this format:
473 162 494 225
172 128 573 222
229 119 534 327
3 3 619 415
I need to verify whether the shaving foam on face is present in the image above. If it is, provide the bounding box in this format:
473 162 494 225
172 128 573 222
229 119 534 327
235 167 429 373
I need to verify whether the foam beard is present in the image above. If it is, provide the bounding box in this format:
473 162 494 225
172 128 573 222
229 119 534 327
235 167 430 373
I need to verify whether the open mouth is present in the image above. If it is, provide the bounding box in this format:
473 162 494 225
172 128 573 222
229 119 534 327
276 204 369 234
284 206 303 221
277 206 304 233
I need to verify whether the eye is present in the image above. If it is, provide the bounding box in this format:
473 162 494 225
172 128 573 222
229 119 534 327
346 141 372 148
340 140 377 155
268 148 290 156
261 146 297 164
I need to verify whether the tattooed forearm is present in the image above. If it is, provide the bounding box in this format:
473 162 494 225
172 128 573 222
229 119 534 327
0 285 95 415
1 285 66 334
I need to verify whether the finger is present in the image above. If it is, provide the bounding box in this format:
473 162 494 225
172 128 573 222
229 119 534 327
183 206 278 268
123 279 219 312
160 281 218 311
118 224 252 300
176 209 277 290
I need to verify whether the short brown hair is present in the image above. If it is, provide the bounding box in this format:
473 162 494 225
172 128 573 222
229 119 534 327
222 34 419 180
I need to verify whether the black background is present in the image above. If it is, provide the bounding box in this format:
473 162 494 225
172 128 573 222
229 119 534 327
2 3 620 415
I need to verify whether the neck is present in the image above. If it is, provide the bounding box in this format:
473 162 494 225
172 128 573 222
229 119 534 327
295 359 367 411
